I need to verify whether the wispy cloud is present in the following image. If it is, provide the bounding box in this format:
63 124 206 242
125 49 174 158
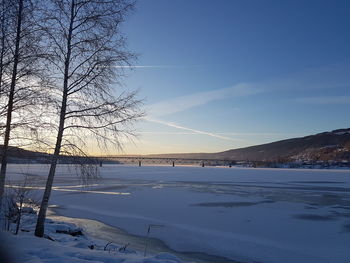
139 131 305 137
140 63 350 146
217 132 306 136
99 65 204 69
114 65 173 68
266 63 350 91
145 118 243 142
94 65 172 69
148 82 261 117
139 131 198 135
146 63 350 117
295 96 350 104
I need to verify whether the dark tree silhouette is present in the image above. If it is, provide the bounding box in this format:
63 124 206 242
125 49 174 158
0 0 46 207
34 0 142 237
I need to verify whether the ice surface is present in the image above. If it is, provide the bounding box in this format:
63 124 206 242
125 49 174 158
5 164 350 263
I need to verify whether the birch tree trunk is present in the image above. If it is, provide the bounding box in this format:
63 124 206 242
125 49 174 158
0 0 23 202
34 0 75 237
34 0 142 237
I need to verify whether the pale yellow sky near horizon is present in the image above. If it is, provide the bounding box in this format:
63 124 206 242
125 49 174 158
83 125 308 156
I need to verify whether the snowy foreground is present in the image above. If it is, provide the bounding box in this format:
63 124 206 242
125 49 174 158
1 212 182 263
4 164 350 263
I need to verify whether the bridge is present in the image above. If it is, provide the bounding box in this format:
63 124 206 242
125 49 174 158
94 156 238 167
2 153 240 167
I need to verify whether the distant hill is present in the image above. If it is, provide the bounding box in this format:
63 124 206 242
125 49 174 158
0 146 49 163
148 128 350 162
0 146 119 164
1 128 350 163
0 146 48 158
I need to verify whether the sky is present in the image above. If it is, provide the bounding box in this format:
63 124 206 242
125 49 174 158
112 0 350 155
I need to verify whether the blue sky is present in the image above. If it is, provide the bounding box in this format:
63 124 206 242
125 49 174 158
115 0 350 154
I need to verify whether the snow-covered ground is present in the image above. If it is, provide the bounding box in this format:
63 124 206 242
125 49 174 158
0 212 183 263
4 164 350 263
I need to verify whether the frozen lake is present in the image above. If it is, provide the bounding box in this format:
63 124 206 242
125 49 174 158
6 164 350 263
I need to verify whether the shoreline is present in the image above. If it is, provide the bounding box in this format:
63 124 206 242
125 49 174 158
48 206 242 263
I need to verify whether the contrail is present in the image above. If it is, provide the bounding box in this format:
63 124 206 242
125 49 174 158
95 65 178 68
145 118 243 142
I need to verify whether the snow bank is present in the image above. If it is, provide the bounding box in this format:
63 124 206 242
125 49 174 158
0 212 184 263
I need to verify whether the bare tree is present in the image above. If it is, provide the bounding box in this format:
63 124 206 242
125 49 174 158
34 0 143 237
0 0 50 208
0 0 25 205
0 0 14 95
0 0 12 138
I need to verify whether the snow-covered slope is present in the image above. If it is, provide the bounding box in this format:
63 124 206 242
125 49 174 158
217 128 350 161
